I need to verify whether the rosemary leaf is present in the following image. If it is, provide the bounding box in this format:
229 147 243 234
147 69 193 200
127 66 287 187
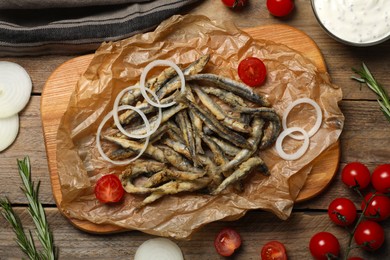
0 156 57 260
352 63 390 123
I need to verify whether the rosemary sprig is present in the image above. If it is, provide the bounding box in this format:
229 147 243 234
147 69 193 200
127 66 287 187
352 63 390 122
0 157 57 260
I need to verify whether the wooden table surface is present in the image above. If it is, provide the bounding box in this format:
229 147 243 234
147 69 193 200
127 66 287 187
1 1 389 259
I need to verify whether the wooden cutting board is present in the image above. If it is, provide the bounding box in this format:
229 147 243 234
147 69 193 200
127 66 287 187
41 24 340 233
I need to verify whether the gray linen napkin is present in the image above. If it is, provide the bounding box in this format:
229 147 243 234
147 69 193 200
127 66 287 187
0 0 200 56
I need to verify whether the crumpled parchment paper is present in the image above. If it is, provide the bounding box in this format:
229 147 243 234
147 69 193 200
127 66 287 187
56 14 344 239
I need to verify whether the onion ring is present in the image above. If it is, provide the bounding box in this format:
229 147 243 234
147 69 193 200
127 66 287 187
0 61 32 118
282 97 322 140
275 127 310 161
0 114 19 152
96 105 150 165
113 85 162 139
139 60 185 108
135 238 183 260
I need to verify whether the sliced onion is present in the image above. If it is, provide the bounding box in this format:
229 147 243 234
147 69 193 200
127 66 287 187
282 97 322 140
139 60 185 108
134 238 184 260
112 85 162 139
96 105 150 165
0 114 19 152
0 61 32 118
275 127 310 161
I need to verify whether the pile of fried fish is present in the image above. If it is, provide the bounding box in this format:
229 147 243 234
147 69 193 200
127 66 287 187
102 54 281 206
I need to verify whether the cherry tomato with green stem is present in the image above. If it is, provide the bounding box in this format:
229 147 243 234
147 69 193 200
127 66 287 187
238 57 267 87
266 0 295 17
354 220 385 251
214 228 241 256
328 198 357 226
371 164 390 193
309 232 340 260
260 241 287 260
221 0 246 9
94 174 125 203
341 162 371 190
361 192 390 221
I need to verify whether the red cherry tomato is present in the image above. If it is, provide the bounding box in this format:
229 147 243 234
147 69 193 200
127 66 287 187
94 174 125 203
309 232 340 260
361 192 390 221
371 164 390 193
214 228 241 256
260 241 287 260
221 0 246 8
238 57 267 87
328 198 357 226
354 220 385 251
341 162 371 190
348 257 364 260
266 0 295 17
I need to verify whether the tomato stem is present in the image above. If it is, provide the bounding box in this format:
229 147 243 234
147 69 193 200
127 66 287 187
342 191 376 259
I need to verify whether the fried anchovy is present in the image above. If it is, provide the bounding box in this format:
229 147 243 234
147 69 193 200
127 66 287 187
156 54 210 99
120 66 179 106
200 133 229 166
185 73 270 107
105 135 166 163
236 106 281 149
176 94 252 149
143 168 206 188
121 160 166 179
192 85 251 133
175 110 198 165
188 108 205 155
119 102 187 136
160 146 203 173
141 177 211 206
218 117 265 173
201 86 248 107
212 156 269 195
210 136 241 157
161 138 191 160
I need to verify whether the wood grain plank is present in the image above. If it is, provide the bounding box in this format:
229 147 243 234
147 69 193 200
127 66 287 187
1 208 388 259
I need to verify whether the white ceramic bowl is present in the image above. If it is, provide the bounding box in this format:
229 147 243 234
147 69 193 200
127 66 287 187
311 0 390 46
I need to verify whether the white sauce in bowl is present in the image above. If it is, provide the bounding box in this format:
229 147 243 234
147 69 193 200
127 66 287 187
312 0 390 45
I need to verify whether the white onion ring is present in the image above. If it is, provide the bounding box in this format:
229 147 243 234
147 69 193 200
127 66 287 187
96 105 150 165
0 114 19 152
139 60 185 108
275 127 310 161
0 61 32 118
282 97 322 140
113 85 162 139
134 238 184 260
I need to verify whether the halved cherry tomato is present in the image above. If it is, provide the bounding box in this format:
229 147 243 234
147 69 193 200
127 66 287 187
214 228 241 256
260 241 287 260
309 232 340 260
328 197 357 226
267 0 295 17
354 220 385 251
221 0 246 8
94 174 125 203
361 192 390 221
371 164 390 193
238 57 267 87
341 162 371 190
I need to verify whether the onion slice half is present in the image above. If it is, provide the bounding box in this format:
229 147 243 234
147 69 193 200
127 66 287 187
0 114 19 152
282 97 322 140
112 85 162 139
139 60 185 108
0 61 32 118
134 238 184 260
96 105 150 165
275 127 310 161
